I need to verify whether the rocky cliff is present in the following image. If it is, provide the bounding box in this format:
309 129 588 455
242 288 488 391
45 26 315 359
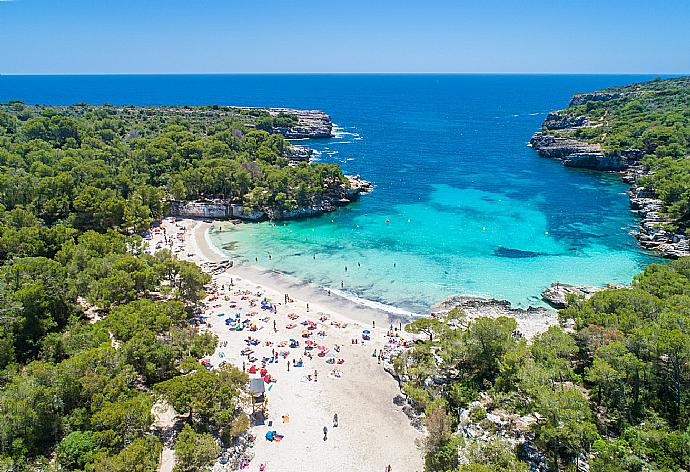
266 108 334 139
530 94 689 258
170 175 372 222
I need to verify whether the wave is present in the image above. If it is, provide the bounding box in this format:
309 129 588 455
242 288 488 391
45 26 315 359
328 287 421 318
332 123 361 140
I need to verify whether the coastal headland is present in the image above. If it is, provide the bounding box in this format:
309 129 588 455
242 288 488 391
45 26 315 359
529 77 690 258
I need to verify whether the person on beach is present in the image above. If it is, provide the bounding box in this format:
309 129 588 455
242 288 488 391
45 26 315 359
373 320 376 328
341 281 344 289
306 303 309 312
323 426 328 441
327 289 331 296
333 413 338 428
287 360 290 372
314 370 318 382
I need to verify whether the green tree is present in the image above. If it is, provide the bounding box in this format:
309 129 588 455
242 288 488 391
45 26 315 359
173 425 219 472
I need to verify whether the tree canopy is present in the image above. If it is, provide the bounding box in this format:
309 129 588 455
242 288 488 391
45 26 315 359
398 257 690 472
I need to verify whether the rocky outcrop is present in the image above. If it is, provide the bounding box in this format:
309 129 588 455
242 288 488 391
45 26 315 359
630 185 690 257
169 175 372 222
568 91 634 107
541 283 613 308
543 112 589 130
529 132 621 170
285 144 313 161
267 108 333 139
430 295 557 339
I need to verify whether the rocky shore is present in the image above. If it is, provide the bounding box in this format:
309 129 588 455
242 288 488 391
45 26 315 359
530 94 689 258
430 295 557 339
264 108 334 139
539 283 621 308
171 174 372 221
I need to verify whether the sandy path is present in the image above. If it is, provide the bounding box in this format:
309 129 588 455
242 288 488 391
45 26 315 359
150 219 424 472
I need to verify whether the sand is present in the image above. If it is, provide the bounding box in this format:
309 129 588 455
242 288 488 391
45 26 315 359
149 219 424 472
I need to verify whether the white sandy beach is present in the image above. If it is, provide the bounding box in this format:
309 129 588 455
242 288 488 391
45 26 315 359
150 219 425 472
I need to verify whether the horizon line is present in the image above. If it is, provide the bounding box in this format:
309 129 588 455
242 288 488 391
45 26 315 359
1 72 687 77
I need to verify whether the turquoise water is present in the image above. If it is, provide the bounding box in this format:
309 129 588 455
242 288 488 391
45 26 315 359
0 74 660 311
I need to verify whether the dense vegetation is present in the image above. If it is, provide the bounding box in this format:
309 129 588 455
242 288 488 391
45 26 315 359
0 103 311 470
399 257 690 471
550 76 690 231
0 224 251 471
0 102 346 232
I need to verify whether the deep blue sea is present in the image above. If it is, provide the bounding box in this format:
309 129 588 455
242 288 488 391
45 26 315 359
0 74 661 311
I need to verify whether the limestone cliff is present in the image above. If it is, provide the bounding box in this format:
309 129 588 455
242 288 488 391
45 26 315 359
171 175 371 222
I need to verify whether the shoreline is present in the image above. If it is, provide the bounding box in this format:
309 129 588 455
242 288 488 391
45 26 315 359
194 220 418 328
197 219 559 338
154 217 427 471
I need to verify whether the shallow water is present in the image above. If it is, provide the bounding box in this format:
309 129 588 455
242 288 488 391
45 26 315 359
0 74 661 311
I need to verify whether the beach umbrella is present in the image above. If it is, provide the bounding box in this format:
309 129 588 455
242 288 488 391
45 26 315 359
317 345 327 351
260 368 268 376
327 353 336 358
289 339 297 343
305 340 315 346
263 374 272 383
362 330 371 334
301 330 310 335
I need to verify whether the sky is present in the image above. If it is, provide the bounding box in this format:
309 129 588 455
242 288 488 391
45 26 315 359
1 0 689 74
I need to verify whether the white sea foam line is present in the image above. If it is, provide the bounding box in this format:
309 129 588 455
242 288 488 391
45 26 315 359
204 224 232 260
205 224 421 319
329 288 421 318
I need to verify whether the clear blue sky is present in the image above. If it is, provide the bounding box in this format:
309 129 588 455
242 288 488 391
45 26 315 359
1 0 689 74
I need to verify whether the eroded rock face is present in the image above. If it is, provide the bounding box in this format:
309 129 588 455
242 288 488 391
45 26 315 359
543 112 588 130
529 132 630 170
267 108 334 139
630 185 690 258
567 91 634 107
430 295 558 340
169 176 372 222
541 283 606 308
530 135 646 171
